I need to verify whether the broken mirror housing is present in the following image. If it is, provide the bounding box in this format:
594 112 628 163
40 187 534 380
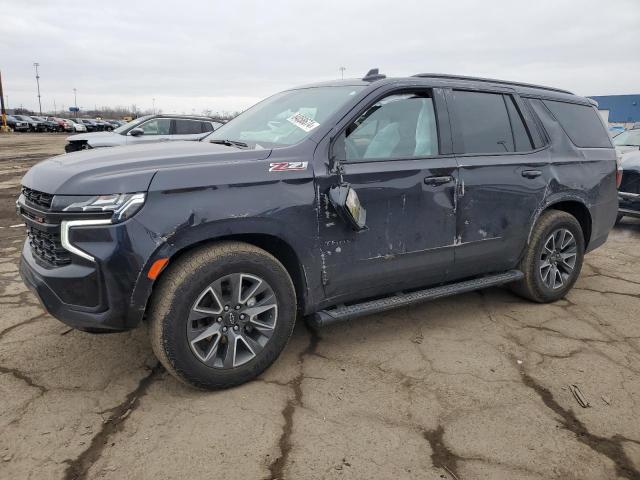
328 184 367 231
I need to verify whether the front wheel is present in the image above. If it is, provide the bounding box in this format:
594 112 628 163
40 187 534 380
511 210 585 303
148 242 296 389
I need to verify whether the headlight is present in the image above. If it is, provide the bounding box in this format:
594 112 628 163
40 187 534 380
56 193 146 222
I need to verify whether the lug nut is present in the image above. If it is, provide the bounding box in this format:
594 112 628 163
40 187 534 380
222 326 228 332
235 305 241 310
224 305 230 311
217 317 222 322
233 325 239 331
240 314 245 320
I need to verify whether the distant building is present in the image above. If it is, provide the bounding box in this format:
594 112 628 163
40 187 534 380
589 95 640 124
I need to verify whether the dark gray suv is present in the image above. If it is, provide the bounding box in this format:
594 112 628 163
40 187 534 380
19 70 618 389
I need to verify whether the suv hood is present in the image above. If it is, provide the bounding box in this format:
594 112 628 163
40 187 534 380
22 141 272 195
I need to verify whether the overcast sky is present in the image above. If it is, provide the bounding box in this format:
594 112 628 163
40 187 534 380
2 0 639 115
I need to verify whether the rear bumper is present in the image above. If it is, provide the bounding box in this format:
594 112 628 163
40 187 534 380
618 191 640 217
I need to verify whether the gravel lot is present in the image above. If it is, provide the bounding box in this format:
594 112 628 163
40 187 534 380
1 133 639 480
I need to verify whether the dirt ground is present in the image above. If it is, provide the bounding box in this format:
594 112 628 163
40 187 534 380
1 133 639 480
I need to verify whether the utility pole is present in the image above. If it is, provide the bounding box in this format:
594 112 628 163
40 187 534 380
339 66 346 79
152 97 155 114
0 70 8 132
73 88 78 118
33 62 42 115
53 99 57 115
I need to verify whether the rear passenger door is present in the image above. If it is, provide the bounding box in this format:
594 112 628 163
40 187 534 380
171 119 214 141
446 88 550 280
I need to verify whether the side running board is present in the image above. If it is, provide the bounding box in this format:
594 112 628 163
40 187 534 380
309 270 524 328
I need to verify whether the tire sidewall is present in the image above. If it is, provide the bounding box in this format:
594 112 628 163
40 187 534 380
159 250 296 388
530 214 584 301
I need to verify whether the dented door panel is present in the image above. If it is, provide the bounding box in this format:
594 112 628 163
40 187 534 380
451 149 551 279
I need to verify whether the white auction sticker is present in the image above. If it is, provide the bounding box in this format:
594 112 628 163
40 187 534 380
287 112 320 132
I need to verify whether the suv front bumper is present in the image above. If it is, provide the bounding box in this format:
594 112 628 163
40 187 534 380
17 198 159 332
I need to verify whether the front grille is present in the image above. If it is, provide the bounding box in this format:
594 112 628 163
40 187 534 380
22 187 53 209
26 226 71 267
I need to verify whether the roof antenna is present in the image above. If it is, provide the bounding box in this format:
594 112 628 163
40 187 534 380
362 68 386 82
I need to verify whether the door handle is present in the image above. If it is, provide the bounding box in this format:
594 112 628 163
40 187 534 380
424 175 453 186
521 170 542 179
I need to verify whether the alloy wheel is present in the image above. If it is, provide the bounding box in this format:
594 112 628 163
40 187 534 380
186 273 278 368
539 228 577 290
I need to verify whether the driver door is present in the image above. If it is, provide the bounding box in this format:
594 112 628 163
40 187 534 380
126 118 172 144
315 87 458 304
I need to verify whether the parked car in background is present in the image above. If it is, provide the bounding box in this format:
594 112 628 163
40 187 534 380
14 115 46 132
31 116 59 132
609 125 625 136
612 127 640 156
75 118 98 132
6 115 29 132
64 114 223 152
617 150 640 221
65 118 88 133
49 117 75 132
93 119 113 131
20 71 618 389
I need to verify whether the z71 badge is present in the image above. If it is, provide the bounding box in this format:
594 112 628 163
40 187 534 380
269 162 308 172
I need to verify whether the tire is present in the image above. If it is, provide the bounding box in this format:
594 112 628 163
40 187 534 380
511 210 584 303
148 241 297 390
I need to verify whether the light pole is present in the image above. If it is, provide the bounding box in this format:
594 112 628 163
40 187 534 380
73 88 78 117
152 98 155 114
339 66 346 79
33 62 42 114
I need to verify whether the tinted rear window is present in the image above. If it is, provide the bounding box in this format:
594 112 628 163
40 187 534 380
174 120 203 135
543 100 611 148
451 90 534 154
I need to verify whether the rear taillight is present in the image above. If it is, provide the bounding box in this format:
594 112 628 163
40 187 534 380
615 155 623 189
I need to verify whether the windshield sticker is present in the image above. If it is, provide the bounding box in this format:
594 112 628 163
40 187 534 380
286 112 320 132
269 161 308 172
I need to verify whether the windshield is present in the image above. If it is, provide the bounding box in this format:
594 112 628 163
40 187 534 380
113 116 152 134
206 86 364 148
613 129 640 147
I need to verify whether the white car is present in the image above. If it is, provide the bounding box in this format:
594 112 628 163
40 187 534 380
64 115 223 152
66 119 87 133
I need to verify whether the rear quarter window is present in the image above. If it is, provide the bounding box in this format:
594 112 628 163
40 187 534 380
543 100 611 148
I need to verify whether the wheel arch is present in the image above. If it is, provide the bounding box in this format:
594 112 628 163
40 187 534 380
139 233 311 325
530 197 592 247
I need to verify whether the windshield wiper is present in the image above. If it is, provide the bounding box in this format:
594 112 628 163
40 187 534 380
210 139 249 149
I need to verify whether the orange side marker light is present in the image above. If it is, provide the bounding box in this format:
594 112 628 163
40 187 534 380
147 258 169 280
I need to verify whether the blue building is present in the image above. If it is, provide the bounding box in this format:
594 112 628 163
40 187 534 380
589 95 640 123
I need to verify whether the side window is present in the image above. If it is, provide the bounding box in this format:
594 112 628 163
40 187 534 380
542 100 611 148
334 92 439 162
201 122 214 133
504 96 534 151
139 118 171 135
174 119 203 135
451 90 515 154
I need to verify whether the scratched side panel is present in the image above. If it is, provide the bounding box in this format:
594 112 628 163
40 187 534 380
133 146 323 314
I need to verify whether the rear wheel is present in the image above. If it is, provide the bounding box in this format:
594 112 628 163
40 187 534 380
148 242 296 389
511 210 584 303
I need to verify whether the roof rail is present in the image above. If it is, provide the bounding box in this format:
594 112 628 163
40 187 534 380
412 73 573 95
363 68 386 82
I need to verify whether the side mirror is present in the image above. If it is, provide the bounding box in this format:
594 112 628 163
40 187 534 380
328 184 367 231
129 128 144 137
